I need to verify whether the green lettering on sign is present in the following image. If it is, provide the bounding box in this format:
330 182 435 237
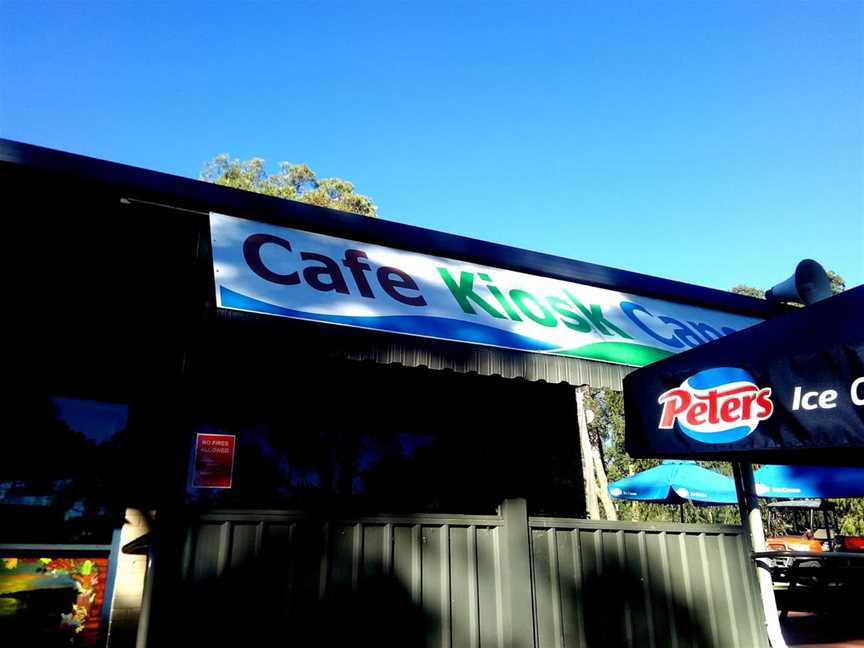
510 289 558 327
564 290 632 339
437 268 505 319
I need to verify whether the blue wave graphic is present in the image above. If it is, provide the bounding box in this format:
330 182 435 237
220 287 560 352
687 367 754 390
677 423 754 444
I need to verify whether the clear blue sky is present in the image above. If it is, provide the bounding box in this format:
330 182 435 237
2 1 862 292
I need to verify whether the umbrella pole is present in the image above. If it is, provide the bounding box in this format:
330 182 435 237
679 503 684 524
733 462 786 648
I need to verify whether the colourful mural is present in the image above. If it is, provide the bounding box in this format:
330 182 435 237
0 556 108 646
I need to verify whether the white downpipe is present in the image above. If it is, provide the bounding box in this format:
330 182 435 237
135 546 154 648
734 462 787 648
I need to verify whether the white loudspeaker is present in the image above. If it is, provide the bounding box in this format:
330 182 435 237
765 259 832 305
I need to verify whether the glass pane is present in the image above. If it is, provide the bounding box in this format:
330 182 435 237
1 395 129 543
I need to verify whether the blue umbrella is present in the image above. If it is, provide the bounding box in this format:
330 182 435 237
608 459 738 506
754 465 864 499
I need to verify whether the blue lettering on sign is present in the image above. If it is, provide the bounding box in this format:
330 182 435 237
243 233 428 307
620 301 684 348
620 301 735 350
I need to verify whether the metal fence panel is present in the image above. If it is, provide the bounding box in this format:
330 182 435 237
181 512 506 647
528 518 768 648
177 511 766 648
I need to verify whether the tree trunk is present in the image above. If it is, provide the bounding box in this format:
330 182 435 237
592 447 618 520
576 389 600 519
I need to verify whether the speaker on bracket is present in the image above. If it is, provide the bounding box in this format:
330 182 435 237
765 259 832 306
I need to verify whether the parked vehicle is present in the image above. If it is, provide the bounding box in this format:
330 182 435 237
766 499 835 557
765 499 864 558
763 499 864 617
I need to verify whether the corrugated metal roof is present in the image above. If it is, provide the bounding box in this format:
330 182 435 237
335 337 633 389
219 309 633 389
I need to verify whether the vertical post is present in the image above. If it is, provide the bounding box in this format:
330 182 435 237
499 498 537 648
576 388 600 519
101 527 122 647
134 544 155 648
733 463 787 648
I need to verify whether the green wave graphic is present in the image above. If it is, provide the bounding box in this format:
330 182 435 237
556 342 675 366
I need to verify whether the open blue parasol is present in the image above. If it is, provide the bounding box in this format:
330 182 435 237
608 459 738 507
754 464 864 499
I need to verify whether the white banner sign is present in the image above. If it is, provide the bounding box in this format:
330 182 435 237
210 213 761 367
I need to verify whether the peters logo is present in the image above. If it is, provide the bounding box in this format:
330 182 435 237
658 367 773 444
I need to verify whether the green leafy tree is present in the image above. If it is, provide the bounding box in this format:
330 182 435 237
836 499 864 535
201 155 377 217
826 270 846 295
730 284 765 299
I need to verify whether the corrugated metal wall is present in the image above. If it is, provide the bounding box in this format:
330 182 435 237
178 510 767 648
181 511 508 648
529 518 766 648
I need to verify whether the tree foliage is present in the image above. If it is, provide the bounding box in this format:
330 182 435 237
201 154 377 217
836 499 864 535
584 388 740 524
730 284 765 299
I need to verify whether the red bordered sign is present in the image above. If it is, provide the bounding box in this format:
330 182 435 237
193 433 236 488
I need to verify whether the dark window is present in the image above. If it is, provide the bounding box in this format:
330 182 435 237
184 361 586 517
2 395 130 543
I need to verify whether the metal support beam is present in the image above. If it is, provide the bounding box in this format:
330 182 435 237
499 498 537 648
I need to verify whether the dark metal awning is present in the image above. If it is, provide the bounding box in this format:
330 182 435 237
623 286 864 465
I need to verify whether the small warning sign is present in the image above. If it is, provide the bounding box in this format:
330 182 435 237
193 433 236 488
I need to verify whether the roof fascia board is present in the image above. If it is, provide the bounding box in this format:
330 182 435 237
0 138 784 318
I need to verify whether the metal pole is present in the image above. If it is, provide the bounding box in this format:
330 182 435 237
499 498 538 648
134 544 154 648
733 462 787 648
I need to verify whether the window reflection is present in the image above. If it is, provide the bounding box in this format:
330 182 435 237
1 396 129 543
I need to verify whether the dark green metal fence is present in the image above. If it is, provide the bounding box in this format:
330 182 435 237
176 504 767 647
